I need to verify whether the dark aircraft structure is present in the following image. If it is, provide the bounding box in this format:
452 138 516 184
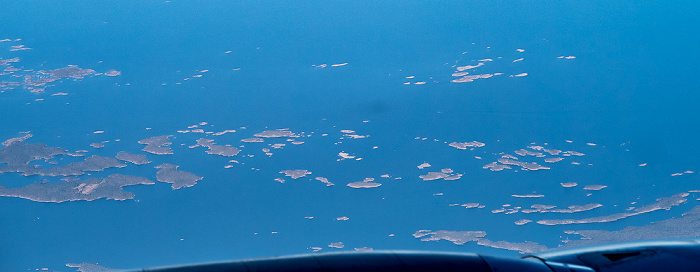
133 240 700 272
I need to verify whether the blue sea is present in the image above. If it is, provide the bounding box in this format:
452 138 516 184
1 1 700 271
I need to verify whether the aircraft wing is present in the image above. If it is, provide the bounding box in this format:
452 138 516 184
127 239 700 272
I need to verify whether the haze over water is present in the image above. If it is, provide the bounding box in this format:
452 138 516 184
1 1 699 271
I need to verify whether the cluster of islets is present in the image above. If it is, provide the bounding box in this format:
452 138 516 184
480 145 587 172
0 122 386 203
1 55 119 97
414 191 695 253
400 47 577 86
0 133 203 202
